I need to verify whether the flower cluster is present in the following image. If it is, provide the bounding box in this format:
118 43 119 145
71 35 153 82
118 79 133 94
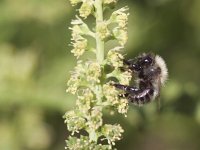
65 0 130 149
110 7 129 29
96 21 110 40
108 6 129 46
79 0 94 18
107 46 124 68
66 60 101 95
76 88 93 114
101 124 124 145
66 136 111 150
69 0 94 19
64 110 86 135
69 16 95 58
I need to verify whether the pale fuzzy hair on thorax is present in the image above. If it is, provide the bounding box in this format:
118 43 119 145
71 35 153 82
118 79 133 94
155 55 168 85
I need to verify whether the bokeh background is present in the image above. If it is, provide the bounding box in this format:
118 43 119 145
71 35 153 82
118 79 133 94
1 0 200 150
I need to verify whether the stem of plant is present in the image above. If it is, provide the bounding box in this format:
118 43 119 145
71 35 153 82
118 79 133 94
95 0 104 64
86 0 105 143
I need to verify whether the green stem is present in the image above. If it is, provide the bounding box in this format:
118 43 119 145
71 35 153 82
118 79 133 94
88 0 104 143
95 0 104 64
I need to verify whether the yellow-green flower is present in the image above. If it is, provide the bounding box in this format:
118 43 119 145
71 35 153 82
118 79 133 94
87 107 103 130
116 12 129 29
113 28 128 46
96 21 110 40
71 39 87 58
64 110 86 135
66 61 85 94
70 25 83 41
86 61 101 83
101 124 124 145
117 98 128 115
76 88 94 115
109 6 129 29
118 70 132 85
103 84 120 105
79 0 94 19
107 47 124 68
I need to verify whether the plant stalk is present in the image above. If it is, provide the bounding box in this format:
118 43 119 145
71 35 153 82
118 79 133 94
95 0 104 64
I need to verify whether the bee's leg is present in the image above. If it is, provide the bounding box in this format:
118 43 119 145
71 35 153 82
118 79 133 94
113 83 139 93
123 59 140 71
123 59 132 66
123 59 135 65
118 59 134 72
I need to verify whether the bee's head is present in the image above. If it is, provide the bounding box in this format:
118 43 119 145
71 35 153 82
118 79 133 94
133 53 161 80
132 53 154 71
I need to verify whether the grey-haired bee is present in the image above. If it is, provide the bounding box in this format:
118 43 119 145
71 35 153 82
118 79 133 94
113 53 168 106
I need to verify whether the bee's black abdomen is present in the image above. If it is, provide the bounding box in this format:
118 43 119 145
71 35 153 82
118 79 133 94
128 88 154 105
113 83 156 105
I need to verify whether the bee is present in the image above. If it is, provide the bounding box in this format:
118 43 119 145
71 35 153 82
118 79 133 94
113 53 168 106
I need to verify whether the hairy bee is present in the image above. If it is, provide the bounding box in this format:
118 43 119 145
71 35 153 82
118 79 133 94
113 53 168 106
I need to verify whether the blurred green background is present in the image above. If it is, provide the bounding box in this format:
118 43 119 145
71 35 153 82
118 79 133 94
0 0 200 150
